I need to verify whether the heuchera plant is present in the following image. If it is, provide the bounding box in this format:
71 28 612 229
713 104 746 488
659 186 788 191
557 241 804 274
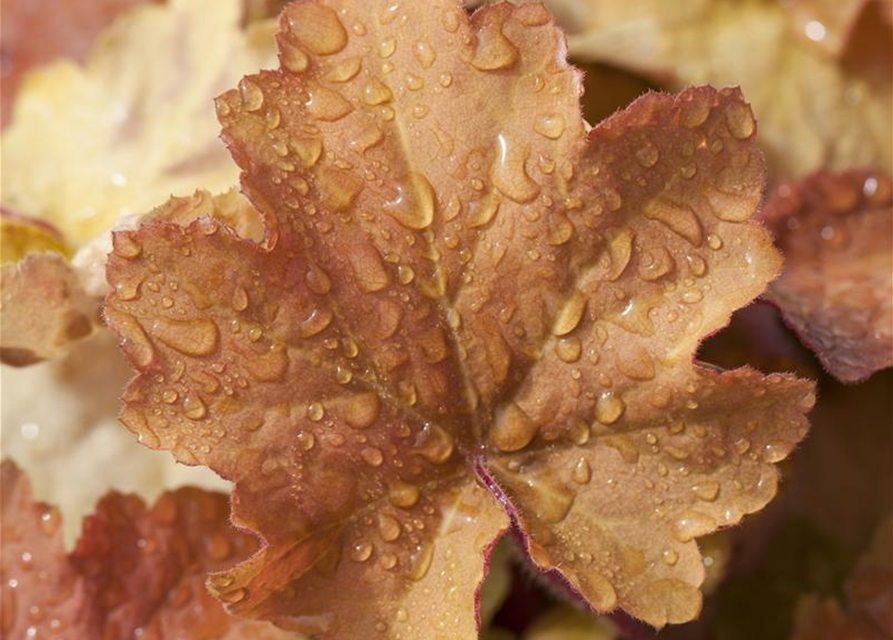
0 460 293 639
761 170 893 382
104 0 815 637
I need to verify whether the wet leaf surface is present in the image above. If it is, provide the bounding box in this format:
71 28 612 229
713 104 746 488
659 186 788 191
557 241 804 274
105 0 814 635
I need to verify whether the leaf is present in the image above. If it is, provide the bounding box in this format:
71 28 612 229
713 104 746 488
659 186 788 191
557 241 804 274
0 0 277 248
1 252 97 366
0 459 299 639
527 0 892 180
0 0 158 124
105 0 814 634
761 170 893 382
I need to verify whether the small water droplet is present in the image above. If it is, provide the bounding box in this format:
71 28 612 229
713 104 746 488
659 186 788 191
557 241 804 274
572 457 591 484
470 23 518 70
239 79 264 112
413 39 436 69
349 540 374 562
635 141 659 168
183 393 207 420
725 101 755 139
307 402 325 422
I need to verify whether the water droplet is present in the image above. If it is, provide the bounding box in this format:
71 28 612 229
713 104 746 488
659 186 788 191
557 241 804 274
467 192 500 228
470 23 518 70
414 423 455 464
342 393 380 428
439 72 453 87
673 511 716 542
725 101 755 139
305 82 353 121
349 540 374 562
286 3 348 55
113 233 142 258
327 56 362 83
148 317 219 357
763 441 790 463
307 402 325 422
281 41 310 73
680 163 697 179
644 197 703 246
292 138 323 168
388 481 420 508
490 403 538 452
572 457 591 484
554 336 582 363
490 133 539 203
661 548 679 566
635 141 659 168
681 290 703 304
686 254 708 277
594 392 625 425
567 419 590 445
378 36 397 58
239 79 264 112
693 481 720 502
231 286 249 311
220 587 247 604
707 233 723 250
553 290 586 336
680 97 711 129
534 113 566 139
378 514 401 541
348 246 391 292
395 605 410 622
361 447 384 467
183 393 207 420
413 39 436 69
409 542 434 580
384 172 435 229
441 9 461 33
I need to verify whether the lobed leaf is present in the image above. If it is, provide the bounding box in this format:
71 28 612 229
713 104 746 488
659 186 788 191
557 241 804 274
106 0 814 635
762 170 893 382
0 459 297 639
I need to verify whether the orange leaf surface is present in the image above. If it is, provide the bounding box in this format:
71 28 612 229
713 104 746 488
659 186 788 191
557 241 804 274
762 170 893 382
0 459 295 639
105 0 814 634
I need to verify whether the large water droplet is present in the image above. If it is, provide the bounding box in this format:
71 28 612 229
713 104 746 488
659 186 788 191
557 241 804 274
470 23 519 70
183 393 207 420
384 173 435 230
594 392 625 425
305 82 353 121
490 133 539 203
388 481 420 509
148 317 219 357
644 197 704 246
286 3 348 55
553 290 586 336
378 514 402 541
409 542 434 580
344 392 381 428
725 101 755 139
490 403 538 452
572 457 591 484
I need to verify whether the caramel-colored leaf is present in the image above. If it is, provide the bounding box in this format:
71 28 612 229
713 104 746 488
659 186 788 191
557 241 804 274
530 0 892 179
1 252 97 366
1 0 277 248
106 0 813 633
762 170 893 382
0 459 297 639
